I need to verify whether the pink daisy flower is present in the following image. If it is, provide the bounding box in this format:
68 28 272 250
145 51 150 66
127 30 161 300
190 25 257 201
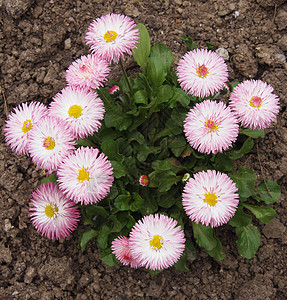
66 54 110 90
108 85 120 95
229 80 280 130
85 13 140 64
28 116 76 172
57 146 114 205
177 49 228 98
129 214 186 271
182 170 239 227
4 102 48 155
111 236 140 268
139 175 149 187
29 182 80 240
184 100 239 154
49 86 105 139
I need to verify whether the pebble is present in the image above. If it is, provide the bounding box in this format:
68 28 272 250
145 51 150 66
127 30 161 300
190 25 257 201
4 0 35 18
262 218 286 239
216 47 229 60
64 38 72 50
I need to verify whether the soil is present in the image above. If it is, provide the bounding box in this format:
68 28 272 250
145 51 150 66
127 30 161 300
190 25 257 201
0 0 287 299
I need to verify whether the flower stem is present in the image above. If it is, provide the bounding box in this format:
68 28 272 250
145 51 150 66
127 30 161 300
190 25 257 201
119 58 133 96
96 88 113 110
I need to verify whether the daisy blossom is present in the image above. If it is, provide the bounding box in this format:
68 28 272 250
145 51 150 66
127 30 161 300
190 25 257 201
4 102 48 155
184 100 239 154
177 48 228 98
49 86 105 139
57 146 114 205
66 54 110 90
85 13 140 64
182 170 239 227
111 236 140 268
28 116 76 172
229 80 280 130
29 182 80 240
129 214 186 271
139 175 149 186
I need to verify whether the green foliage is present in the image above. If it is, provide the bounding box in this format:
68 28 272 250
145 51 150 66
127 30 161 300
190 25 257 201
74 23 280 270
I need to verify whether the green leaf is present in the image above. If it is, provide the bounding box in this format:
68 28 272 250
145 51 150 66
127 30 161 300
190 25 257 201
169 135 187 157
109 214 126 233
97 224 111 250
100 248 118 266
213 153 234 172
229 166 257 198
230 137 254 160
78 229 98 251
206 239 225 261
180 35 198 51
41 173 57 184
150 85 173 112
76 137 96 148
104 108 132 131
240 128 265 139
205 41 215 50
139 194 158 215
158 171 181 192
111 160 128 179
174 248 189 272
130 193 144 212
134 89 148 104
192 222 217 251
85 205 109 218
157 191 178 208
168 87 190 108
243 203 277 224
228 206 252 227
146 56 167 88
236 225 261 259
149 43 173 72
101 140 123 161
256 180 281 204
132 23 151 70
114 194 131 211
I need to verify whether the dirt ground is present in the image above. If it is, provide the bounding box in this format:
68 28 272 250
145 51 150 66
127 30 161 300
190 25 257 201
0 0 287 299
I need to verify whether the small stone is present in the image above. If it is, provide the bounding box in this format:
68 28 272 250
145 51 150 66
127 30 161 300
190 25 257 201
64 38 72 50
216 47 229 60
263 218 286 239
4 0 34 19
255 44 285 66
277 34 287 51
0 244 12 264
4 219 13 231
24 266 37 284
275 4 287 30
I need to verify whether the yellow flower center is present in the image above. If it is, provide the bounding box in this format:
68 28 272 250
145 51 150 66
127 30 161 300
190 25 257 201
43 136 55 150
44 204 59 218
249 96 262 108
68 105 83 118
103 30 118 42
204 119 218 132
150 235 163 251
77 167 90 182
203 191 218 207
22 119 33 133
196 64 209 78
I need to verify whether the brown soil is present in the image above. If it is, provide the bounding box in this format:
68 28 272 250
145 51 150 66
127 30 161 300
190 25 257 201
0 0 287 299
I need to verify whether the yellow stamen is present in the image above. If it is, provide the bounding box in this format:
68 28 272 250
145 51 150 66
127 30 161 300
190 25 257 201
44 204 58 218
43 136 55 150
204 119 218 132
203 191 218 206
150 235 163 251
77 167 90 182
68 105 83 118
249 96 262 108
103 30 118 42
196 64 209 78
22 120 33 133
